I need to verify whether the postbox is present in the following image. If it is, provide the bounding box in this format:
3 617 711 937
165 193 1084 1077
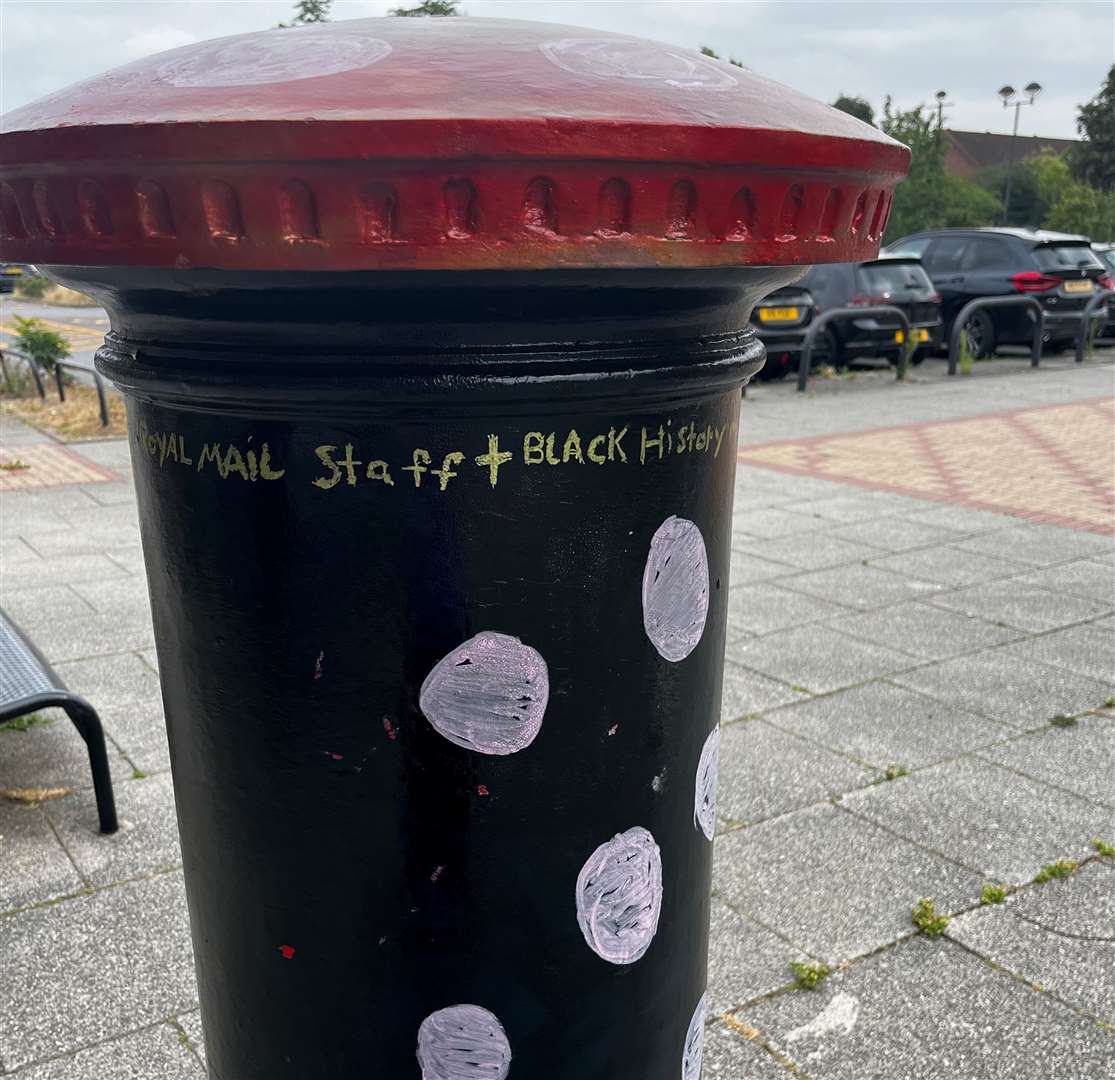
0 18 907 1079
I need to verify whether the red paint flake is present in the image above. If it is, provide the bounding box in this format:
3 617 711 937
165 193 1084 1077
383 717 397 741
330 753 343 761
278 944 296 960
476 784 490 797
607 724 619 736
313 651 324 680
430 865 445 883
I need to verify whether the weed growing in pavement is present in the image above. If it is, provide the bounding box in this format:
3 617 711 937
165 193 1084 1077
1033 860 1078 884
980 884 1008 905
912 897 950 936
131 768 148 780
1103 697 1115 709
1092 839 1114 858
790 960 832 990
0 712 53 733
871 764 909 784
0 459 30 472
957 330 976 375
1050 714 1078 728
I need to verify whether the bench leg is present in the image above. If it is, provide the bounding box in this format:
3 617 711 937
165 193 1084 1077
63 700 119 834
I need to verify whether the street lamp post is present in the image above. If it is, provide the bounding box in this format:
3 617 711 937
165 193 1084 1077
999 81 1042 225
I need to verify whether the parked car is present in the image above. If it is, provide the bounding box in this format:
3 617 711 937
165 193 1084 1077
0 263 25 293
1092 243 1115 339
885 228 1113 357
751 256 942 379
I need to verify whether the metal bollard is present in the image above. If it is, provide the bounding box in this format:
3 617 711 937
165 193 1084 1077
0 19 907 1079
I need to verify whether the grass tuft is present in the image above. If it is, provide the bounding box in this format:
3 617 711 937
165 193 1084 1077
790 959 832 990
1092 838 1114 858
0 712 53 733
980 883 1007 905
912 897 950 936
1033 860 1078 884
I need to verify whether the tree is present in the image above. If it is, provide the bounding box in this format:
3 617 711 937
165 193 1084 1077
832 95 874 127
1070 64 1115 192
390 0 461 14
279 0 330 26
698 45 743 67
978 159 1050 227
880 97 1001 241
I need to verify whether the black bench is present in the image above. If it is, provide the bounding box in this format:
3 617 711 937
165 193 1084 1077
0 608 118 833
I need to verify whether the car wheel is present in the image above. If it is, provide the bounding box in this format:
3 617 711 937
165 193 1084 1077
816 327 843 368
956 309 996 359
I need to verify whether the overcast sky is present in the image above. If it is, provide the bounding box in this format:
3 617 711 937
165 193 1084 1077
2 0 1111 138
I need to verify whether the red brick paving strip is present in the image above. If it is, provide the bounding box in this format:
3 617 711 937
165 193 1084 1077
738 397 1115 535
0 445 117 490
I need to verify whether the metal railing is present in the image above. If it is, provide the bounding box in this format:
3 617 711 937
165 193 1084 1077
947 295 1043 375
0 346 111 427
797 305 911 392
1075 289 1115 364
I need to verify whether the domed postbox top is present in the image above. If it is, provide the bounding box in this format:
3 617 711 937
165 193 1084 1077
0 17 908 273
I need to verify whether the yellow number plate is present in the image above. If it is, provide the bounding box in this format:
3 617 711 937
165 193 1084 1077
2 267 21 275
759 306 799 322
1063 279 1093 293
895 329 931 344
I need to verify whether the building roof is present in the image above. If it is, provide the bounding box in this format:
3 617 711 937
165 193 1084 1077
942 129 1078 177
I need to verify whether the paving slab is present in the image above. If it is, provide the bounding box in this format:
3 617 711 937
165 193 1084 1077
782 493 915 524
894 650 1113 726
1 553 131 590
0 871 196 1070
0 802 83 913
702 1021 789 1078
844 755 1113 884
706 900 797 1015
720 662 809 721
730 507 827 541
730 625 915 695
52 652 161 713
6 1022 202 1080
736 533 884 572
827 515 963 552
726 552 797 587
948 860 1115 1024
979 715 1115 809
999 623 1115 684
867 545 1024 587
902 503 1016 534
69 575 153 620
826 601 1021 662
0 584 97 630
737 936 1115 1080
954 523 1115 567
1015 559 1115 602
717 719 872 825
777 563 944 611
36 611 155 664
928 578 1114 633
712 804 980 964
100 701 171 775
727 581 852 636
47 772 181 889
0 712 133 799
766 681 1009 771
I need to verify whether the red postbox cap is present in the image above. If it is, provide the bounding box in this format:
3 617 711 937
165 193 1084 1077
0 17 909 273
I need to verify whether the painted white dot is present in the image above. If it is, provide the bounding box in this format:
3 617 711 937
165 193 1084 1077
416 1004 511 1080
642 516 709 662
540 38 737 90
575 826 663 965
157 25 392 88
682 992 707 1080
694 726 720 841
419 631 548 756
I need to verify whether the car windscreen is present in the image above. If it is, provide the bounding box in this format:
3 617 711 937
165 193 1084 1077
1032 244 1104 271
856 261 933 294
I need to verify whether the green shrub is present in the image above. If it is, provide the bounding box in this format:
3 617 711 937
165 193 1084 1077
12 316 70 375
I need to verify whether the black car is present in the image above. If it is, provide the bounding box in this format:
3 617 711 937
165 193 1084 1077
0 263 23 293
751 256 943 379
1092 243 1115 338
885 228 1113 357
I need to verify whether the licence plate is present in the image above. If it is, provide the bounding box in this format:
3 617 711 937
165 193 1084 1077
2 267 21 275
1063 279 1093 294
759 306 799 322
895 329 931 344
